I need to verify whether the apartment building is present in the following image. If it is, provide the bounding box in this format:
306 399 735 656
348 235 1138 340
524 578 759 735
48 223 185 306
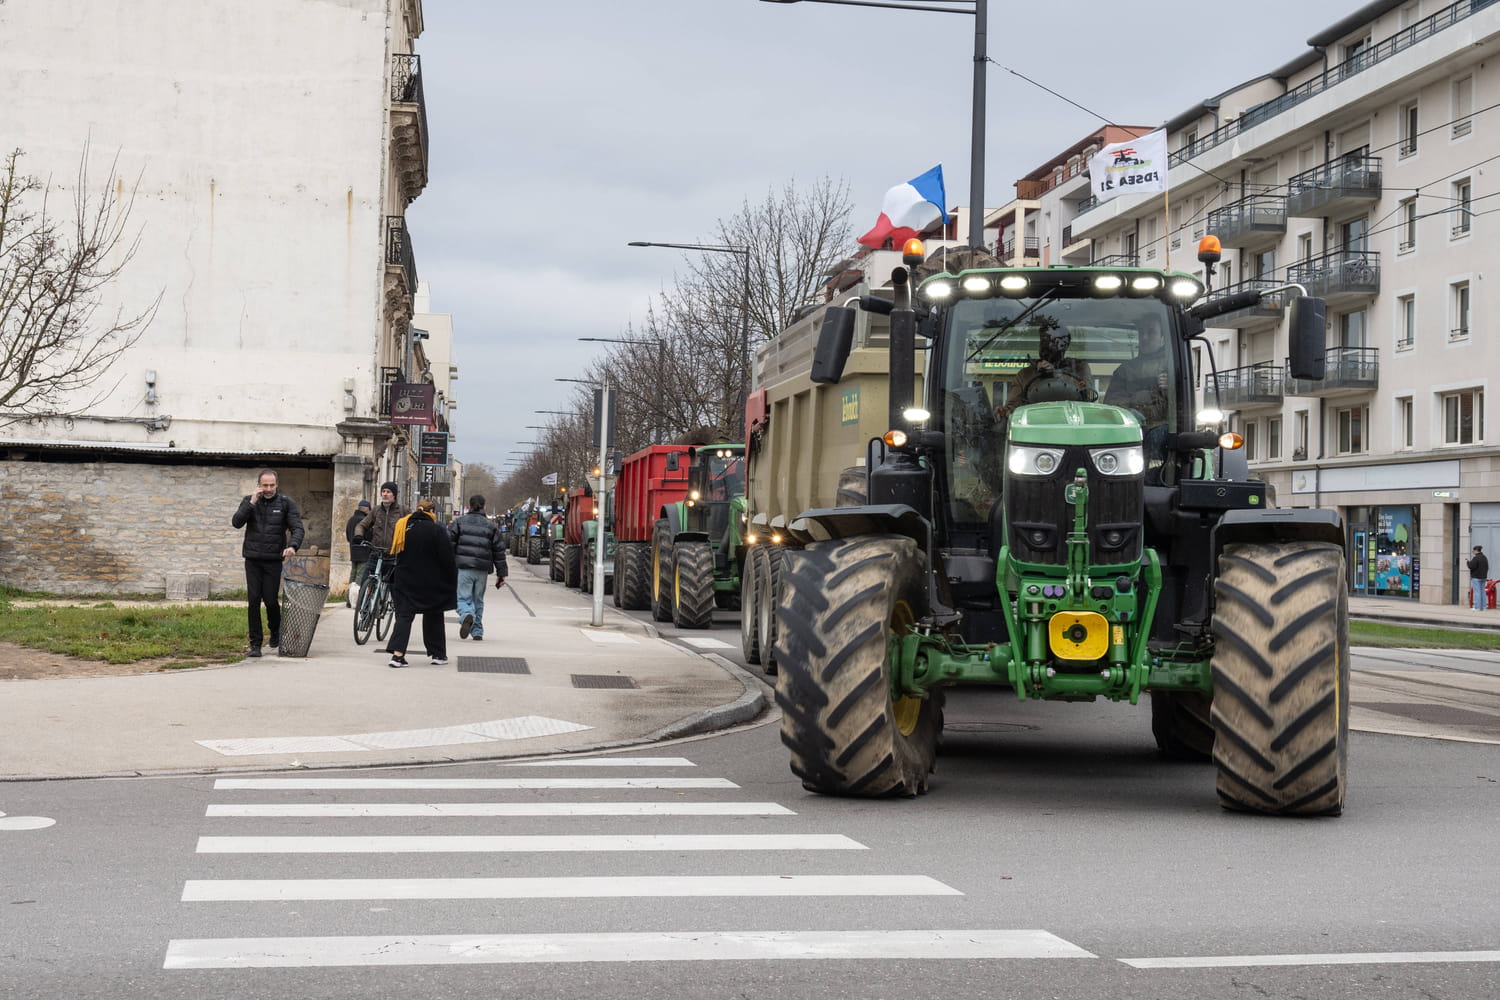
1001 0 1500 606
0 0 432 596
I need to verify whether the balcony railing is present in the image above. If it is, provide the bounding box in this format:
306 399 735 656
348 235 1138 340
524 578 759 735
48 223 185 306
390 53 430 198
1199 278 1286 328
1285 250 1379 300
1284 346 1380 396
1207 194 1287 248
1001 236 1041 258
386 215 417 293
1170 1 1499 168
1213 361 1285 408
1286 155 1382 218
1092 253 1139 267
378 366 405 419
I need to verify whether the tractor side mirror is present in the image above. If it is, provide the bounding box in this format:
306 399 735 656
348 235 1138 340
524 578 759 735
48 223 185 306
810 307 856 385
666 452 680 472
1287 296 1328 380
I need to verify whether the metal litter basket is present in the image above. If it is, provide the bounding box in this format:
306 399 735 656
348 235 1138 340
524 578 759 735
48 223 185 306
278 580 329 657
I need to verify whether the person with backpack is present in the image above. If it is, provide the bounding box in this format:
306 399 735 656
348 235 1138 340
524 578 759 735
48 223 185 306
449 494 509 641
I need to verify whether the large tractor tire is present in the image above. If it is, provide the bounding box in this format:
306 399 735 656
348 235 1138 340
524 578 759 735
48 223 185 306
526 535 543 565
672 542 716 630
549 541 565 582
774 535 944 797
755 545 783 675
1150 690 1215 762
560 544 580 588
1210 540 1350 816
739 546 761 664
651 520 674 623
835 465 868 507
619 543 652 611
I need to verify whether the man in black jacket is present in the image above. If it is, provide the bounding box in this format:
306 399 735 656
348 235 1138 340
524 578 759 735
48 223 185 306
231 469 305 656
344 499 372 607
450 494 509 641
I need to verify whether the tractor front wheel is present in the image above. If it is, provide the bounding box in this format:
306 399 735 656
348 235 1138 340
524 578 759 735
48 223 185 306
619 543 651 610
774 534 943 797
1150 690 1215 762
526 536 543 565
739 546 761 664
1210 540 1350 816
562 544 580 588
651 521 674 623
755 544 783 675
672 541 716 629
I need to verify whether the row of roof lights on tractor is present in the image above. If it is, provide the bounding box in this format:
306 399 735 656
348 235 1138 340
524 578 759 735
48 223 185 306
920 272 1204 303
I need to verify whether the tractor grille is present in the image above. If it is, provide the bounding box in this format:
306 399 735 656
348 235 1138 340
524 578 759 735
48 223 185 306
1006 446 1143 566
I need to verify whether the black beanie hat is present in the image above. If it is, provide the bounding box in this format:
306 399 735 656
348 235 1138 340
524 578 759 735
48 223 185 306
381 481 398 496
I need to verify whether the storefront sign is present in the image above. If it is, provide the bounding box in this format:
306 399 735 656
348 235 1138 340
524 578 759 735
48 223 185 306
390 382 435 426
419 430 448 466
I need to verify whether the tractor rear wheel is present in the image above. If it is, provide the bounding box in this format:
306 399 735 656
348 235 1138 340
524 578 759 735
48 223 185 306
549 540 565 582
619 543 651 610
651 521 674 623
739 546 761 664
1150 690 1215 761
672 542 716 629
1210 540 1349 816
774 534 943 797
526 536 543 565
755 544 783 675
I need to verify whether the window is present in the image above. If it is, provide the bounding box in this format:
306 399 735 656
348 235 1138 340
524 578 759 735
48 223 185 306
1268 416 1282 460
1398 397 1413 449
1397 294 1416 349
1453 75 1473 138
1442 389 1483 445
1337 406 1366 455
1298 232 1313 263
1399 198 1417 252
1181 128 1198 152
1253 249 1276 280
1143 217 1158 261
1294 410 1310 460
1339 310 1367 349
1242 420 1258 461
1452 179 1472 237
1451 281 1471 340
1399 103 1419 157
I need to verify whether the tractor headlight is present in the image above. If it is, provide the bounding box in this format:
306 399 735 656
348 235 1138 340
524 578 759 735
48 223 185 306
1008 445 1065 477
1089 445 1144 477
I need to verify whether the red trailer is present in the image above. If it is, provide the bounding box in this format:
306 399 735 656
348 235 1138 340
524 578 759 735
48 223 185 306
613 445 692 610
551 487 595 587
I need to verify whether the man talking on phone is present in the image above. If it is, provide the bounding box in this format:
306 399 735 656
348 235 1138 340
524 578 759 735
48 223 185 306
232 468 305 656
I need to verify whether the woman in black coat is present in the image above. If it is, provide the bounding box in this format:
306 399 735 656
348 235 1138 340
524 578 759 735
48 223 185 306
386 499 458 668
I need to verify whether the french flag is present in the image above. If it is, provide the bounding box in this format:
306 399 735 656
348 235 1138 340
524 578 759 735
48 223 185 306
857 165 948 249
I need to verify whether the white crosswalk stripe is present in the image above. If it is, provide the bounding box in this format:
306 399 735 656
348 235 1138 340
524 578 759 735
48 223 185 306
206 801 790 817
196 833 865 853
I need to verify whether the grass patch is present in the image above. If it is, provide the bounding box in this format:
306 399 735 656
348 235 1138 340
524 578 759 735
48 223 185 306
1349 619 1500 650
0 604 248 664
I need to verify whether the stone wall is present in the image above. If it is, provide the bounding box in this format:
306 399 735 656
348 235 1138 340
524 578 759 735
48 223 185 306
0 459 336 595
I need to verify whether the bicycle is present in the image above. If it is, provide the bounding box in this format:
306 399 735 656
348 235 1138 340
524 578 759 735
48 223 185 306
352 546 397 645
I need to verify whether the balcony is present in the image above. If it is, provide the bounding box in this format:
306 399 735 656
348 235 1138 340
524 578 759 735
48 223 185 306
1059 224 1091 262
1001 235 1041 263
1207 195 1287 249
390 53 430 204
1213 361 1285 409
1285 250 1380 305
384 215 418 327
1286 155 1381 219
1284 346 1380 398
1199 278 1286 329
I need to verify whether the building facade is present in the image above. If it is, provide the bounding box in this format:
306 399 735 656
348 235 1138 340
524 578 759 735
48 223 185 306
0 0 431 596
1004 0 1499 605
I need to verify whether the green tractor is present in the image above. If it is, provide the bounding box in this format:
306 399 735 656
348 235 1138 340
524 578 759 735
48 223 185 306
651 445 748 630
774 244 1348 816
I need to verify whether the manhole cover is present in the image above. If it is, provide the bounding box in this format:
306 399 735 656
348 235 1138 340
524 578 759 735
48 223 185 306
571 674 637 689
943 722 1039 734
457 657 530 674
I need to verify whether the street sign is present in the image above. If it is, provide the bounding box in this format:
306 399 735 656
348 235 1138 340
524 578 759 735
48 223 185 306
419 430 448 466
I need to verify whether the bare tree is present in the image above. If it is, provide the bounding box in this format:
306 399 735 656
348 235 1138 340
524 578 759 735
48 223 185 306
0 147 159 424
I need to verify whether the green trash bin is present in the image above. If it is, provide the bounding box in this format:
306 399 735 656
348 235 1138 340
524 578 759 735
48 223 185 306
278 580 329 657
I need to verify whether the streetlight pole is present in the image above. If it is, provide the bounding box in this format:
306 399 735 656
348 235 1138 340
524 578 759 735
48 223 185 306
579 336 668 442
628 240 752 436
762 0 986 249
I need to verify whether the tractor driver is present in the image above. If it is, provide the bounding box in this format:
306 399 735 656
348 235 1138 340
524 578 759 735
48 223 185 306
1103 314 1171 465
997 320 1095 421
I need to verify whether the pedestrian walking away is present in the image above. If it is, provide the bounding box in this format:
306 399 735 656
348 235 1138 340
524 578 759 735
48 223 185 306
1468 545 1489 610
345 498 372 607
353 481 406 592
231 468 305 656
450 493 509 641
385 497 458 667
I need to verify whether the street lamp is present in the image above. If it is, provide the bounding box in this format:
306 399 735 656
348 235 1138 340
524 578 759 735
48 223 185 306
629 240 752 436
579 336 669 440
762 0 986 249
555 378 600 386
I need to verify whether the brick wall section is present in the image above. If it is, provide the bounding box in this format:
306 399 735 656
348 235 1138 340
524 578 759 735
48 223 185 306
0 460 335 595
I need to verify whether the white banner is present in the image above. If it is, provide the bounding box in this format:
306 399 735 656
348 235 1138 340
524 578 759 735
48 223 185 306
1089 129 1168 202
541 472 558 485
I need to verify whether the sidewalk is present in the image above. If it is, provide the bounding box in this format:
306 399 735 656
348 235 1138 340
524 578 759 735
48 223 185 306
1348 593 1500 631
0 569 767 781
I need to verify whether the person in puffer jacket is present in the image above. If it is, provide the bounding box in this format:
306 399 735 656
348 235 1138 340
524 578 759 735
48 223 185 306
231 468 305 656
449 494 509 641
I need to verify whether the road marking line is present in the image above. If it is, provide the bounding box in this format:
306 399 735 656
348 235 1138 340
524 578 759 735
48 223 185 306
182 874 958 901
196 834 865 854
164 929 1093 968
212 777 737 790
1121 950 1500 969
205 801 791 818
502 756 695 766
195 716 591 756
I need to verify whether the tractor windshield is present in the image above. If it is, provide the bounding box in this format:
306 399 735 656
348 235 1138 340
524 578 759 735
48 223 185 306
707 454 745 501
938 295 1179 525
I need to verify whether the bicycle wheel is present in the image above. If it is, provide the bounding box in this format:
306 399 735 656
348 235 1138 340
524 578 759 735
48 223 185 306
375 588 395 641
353 576 378 645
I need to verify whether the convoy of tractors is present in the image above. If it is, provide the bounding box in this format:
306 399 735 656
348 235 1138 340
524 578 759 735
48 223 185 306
523 239 1349 817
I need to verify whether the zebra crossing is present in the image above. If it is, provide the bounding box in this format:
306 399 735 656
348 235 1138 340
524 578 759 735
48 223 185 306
162 755 1094 971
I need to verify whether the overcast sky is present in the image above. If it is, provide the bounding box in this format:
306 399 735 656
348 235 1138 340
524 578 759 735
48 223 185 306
408 0 1353 478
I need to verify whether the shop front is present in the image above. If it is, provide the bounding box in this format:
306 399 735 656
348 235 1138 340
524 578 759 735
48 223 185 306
1346 504 1419 599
